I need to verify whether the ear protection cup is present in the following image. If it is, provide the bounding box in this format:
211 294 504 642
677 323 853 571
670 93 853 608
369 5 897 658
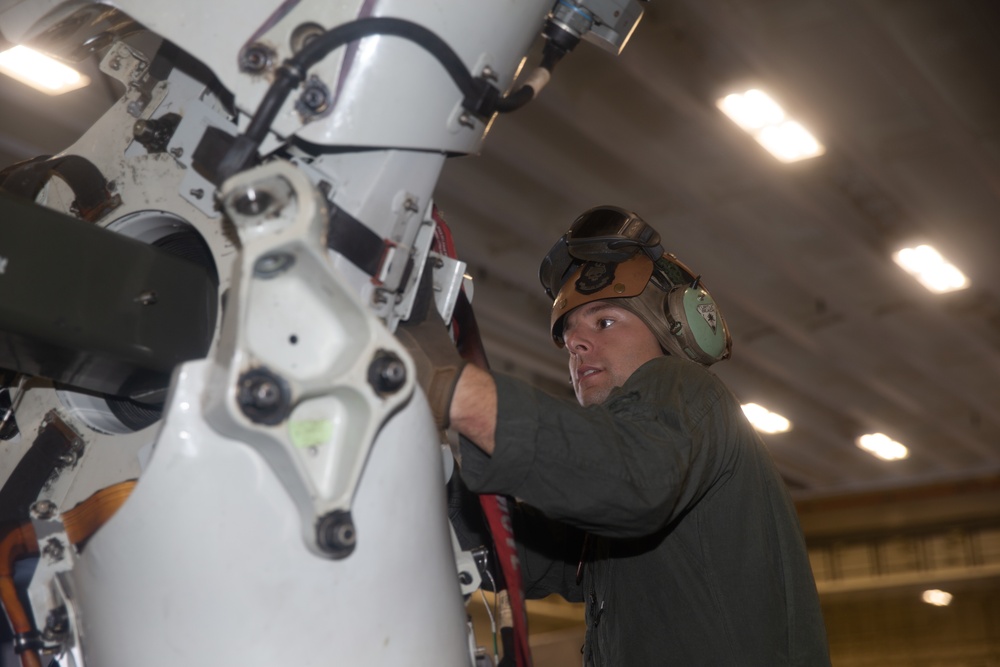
664 285 731 365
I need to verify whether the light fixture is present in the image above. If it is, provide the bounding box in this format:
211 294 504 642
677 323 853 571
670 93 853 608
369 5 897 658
922 589 952 606
893 244 968 293
741 403 791 434
856 433 909 461
717 89 824 163
0 45 90 95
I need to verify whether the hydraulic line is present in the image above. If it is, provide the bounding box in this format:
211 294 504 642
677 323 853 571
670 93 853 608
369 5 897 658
222 16 570 179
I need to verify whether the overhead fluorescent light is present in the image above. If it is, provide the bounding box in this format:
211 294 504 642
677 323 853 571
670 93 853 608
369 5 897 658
741 403 791 434
0 45 90 95
893 244 968 293
922 589 952 606
717 89 824 162
856 433 909 461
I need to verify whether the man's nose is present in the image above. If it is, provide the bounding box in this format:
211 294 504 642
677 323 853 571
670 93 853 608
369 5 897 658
564 328 592 353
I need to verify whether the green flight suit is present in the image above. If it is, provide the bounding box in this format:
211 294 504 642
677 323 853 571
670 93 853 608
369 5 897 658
460 355 831 666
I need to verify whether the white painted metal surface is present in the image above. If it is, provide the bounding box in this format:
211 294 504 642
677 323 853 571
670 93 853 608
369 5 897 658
72 361 469 667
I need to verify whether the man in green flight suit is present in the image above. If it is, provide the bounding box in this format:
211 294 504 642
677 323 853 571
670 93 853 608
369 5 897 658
403 205 831 666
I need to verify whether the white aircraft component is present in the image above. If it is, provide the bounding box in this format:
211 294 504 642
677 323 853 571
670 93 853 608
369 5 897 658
0 0 645 664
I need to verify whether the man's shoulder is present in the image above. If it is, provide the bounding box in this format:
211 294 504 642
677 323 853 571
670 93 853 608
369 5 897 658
611 355 723 401
633 354 719 384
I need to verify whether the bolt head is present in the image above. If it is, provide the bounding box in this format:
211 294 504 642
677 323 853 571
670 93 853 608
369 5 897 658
316 511 357 559
236 369 290 425
234 187 273 216
240 44 273 73
368 352 407 395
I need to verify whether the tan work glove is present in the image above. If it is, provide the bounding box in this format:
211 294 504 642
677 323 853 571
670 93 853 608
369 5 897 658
396 311 467 430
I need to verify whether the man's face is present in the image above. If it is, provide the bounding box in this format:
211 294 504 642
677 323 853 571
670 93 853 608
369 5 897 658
563 300 663 406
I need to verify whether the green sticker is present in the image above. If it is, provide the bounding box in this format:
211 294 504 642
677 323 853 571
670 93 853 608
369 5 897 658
289 420 333 448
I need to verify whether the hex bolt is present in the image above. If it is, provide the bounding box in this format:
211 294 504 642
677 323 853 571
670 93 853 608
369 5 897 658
30 500 57 520
42 537 65 562
239 43 274 74
127 99 146 117
237 369 291 425
368 351 407 395
316 510 357 559
43 606 69 640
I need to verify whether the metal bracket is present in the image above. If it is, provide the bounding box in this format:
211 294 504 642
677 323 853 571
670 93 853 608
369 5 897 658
203 161 416 558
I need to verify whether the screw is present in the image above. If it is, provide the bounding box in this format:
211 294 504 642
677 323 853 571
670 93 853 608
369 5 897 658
298 79 330 116
459 571 474 586
169 147 184 159
481 65 497 81
458 112 475 129
403 197 419 213
368 352 406 395
189 188 204 199
109 57 121 71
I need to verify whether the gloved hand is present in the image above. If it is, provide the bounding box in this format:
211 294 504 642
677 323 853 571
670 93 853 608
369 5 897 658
396 310 467 430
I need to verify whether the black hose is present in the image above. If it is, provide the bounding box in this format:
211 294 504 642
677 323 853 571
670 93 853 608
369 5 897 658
495 86 535 113
225 15 568 179
241 17 478 150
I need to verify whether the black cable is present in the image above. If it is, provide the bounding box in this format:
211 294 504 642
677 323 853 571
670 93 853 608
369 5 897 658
494 35 572 113
223 16 570 179
241 17 478 151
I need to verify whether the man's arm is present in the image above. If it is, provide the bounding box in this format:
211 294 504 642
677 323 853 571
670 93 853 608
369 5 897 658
449 365 498 455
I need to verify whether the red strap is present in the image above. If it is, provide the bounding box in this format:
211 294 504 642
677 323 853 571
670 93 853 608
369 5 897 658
479 494 533 667
431 205 532 666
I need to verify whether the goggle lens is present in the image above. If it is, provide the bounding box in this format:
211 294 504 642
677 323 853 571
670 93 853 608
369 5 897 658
539 206 664 298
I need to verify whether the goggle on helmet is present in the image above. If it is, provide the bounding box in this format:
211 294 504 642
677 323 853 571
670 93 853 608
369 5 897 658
539 206 732 366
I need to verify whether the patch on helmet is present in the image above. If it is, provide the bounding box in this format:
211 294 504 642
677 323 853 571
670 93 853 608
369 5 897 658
697 303 719 332
575 261 615 294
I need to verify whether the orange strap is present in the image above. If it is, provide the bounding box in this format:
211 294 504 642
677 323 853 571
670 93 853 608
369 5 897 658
0 481 136 666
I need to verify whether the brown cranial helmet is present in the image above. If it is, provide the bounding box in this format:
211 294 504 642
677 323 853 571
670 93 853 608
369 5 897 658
539 206 732 365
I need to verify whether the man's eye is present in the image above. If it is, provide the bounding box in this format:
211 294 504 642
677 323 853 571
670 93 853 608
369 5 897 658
597 318 615 329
